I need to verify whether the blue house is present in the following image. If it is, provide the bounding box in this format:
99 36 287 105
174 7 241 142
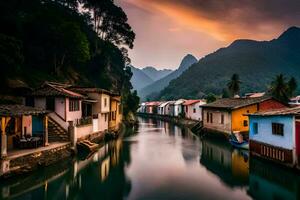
248 107 300 168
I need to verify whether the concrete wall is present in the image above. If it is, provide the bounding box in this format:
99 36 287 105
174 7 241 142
55 97 66 120
76 124 94 140
66 98 82 122
101 94 110 113
232 104 257 133
99 113 108 132
34 98 46 109
185 102 205 121
203 108 232 134
22 115 32 135
249 115 295 150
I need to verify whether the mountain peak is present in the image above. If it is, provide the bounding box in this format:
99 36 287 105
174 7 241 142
278 26 300 41
178 54 197 71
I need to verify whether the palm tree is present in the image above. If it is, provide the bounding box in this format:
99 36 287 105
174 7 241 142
270 74 289 102
227 74 241 97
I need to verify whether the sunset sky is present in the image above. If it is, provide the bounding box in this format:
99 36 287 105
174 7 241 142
117 0 300 69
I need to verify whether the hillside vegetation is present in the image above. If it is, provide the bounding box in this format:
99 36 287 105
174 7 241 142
158 27 300 100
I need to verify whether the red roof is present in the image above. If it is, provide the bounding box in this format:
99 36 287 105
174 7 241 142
183 100 201 106
146 101 161 106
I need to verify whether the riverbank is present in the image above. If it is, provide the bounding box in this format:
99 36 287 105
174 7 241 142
0 121 130 179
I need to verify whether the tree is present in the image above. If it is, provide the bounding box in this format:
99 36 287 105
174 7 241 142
222 88 230 98
227 74 241 97
270 74 289 102
206 93 217 103
287 77 297 97
81 0 135 50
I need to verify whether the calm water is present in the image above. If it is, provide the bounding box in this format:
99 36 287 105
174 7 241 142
1 117 300 200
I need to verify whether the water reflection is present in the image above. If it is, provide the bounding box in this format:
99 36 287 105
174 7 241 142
1 117 300 200
200 137 249 187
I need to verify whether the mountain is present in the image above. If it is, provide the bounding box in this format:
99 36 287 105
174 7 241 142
157 26 300 100
138 54 198 100
130 66 154 90
141 67 173 81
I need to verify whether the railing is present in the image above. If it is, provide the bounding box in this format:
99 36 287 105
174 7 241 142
75 117 93 127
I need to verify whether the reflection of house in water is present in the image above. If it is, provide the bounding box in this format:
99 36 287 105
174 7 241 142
0 138 131 199
249 158 300 200
200 137 249 187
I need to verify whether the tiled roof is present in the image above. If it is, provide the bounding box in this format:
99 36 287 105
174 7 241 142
30 82 84 99
70 87 118 96
201 96 273 110
0 104 48 116
146 101 161 106
174 99 186 105
183 100 201 106
248 106 300 116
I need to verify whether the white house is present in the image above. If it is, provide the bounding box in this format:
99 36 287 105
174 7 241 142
24 82 84 124
70 87 112 133
183 100 206 121
174 99 185 117
158 102 169 115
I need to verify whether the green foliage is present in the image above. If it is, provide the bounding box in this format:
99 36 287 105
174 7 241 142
0 0 138 116
222 88 230 98
206 93 217 103
123 90 140 116
156 27 300 100
227 74 241 97
270 74 297 103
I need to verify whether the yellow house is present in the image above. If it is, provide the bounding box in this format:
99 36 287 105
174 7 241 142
108 95 122 131
202 96 286 135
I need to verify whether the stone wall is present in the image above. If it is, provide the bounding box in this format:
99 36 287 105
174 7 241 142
3 143 72 178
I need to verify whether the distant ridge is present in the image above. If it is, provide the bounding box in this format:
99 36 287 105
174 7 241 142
157 26 300 100
138 54 197 100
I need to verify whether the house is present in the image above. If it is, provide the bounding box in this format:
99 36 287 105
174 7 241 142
201 96 287 135
289 96 300 105
174 99 185 117
138 103 147 113
183 100 206 121
0 105 49 158
24 82 85 124
70 87 112 133
165 101 175 116
145 102 160 114
244 92 265 98
248 107 300 167
109 95 122 131
158 102 169 115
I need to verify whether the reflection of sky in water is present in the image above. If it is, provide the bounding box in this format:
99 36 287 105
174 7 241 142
3 117 300 200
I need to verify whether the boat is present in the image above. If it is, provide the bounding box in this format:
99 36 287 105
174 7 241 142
229 139 249 150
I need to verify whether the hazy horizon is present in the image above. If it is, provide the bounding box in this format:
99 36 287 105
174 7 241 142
117 0 300 70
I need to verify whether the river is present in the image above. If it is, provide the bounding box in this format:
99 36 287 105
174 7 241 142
1 117 300 200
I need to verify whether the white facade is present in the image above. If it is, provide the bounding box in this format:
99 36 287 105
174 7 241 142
185 101 206 121
174 99 185 117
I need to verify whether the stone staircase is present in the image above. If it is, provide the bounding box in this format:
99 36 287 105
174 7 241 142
48 117 69 142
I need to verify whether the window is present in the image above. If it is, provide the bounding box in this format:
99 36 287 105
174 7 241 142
25 97 34 107
105 113 108 122
243 120 248 127
272 123 284 136
69 99 80 111
207 112 209 123
210 113 213 123
104 98 107 107
253 122 258 134
221 114 224 124
193 108 196 113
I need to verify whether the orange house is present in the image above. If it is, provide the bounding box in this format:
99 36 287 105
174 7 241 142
108 95 122 131
202 96 287 135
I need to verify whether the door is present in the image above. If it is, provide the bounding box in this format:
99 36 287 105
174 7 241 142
32 116 44 136
296 121 300 164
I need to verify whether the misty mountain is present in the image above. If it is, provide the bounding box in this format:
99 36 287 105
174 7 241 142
130 66 154 91
157 26 300 100
138 54 198 100
142 67 173 81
